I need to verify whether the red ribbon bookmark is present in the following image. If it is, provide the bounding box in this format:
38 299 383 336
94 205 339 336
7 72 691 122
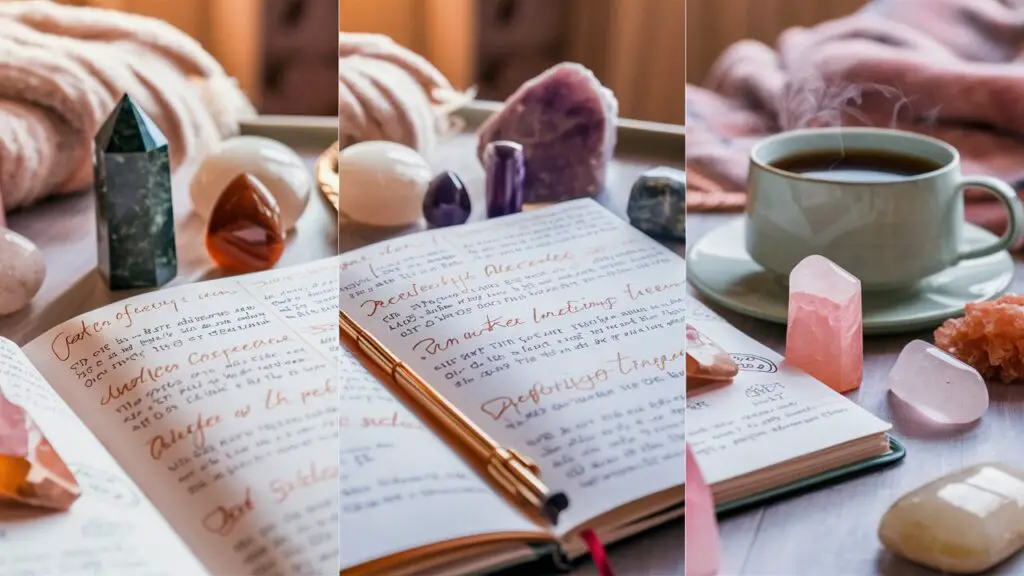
580 529 615 576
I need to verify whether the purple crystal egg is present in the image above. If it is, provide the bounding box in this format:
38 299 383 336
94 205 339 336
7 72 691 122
423 171 471 227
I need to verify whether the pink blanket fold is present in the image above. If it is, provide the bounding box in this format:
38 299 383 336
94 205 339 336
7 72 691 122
687 0 1024 241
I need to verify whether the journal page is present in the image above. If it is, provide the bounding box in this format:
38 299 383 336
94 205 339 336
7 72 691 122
338 345 547 570
0 338 208 576
686 297 891 485
21 259 340 576
337 200 686 533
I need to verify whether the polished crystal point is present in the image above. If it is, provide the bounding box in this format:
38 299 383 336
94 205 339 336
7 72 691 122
685 444 721 576
476 62 618 203
687 324 738 392
786 255 863 393
484 141 524 218
205 174 285 274
879 463 1024 574
628 167 685 241
423 171 471 227
0 391 81 511
888 340 989 424
94 93 177 290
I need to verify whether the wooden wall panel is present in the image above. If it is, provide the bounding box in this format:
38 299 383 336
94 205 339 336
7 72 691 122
686 0 868 85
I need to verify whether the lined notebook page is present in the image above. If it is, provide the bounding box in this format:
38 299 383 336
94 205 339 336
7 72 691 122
686 297 891 486
338 200 686 533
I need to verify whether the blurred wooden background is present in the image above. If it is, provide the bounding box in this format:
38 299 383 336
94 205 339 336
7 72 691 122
686 0 868 84
55 0 337 115
340 0 684 125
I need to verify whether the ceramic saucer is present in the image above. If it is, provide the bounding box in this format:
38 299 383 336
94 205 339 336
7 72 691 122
687 219 1014 335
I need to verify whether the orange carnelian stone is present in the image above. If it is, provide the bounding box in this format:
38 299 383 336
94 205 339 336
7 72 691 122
935 294 1024 383
205 174 285 273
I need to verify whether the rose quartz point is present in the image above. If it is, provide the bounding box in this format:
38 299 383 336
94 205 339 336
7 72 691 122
786 255 863 393
685 444 721 576
889 339 989 424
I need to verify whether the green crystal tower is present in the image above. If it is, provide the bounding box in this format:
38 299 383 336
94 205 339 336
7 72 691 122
94 94 177 289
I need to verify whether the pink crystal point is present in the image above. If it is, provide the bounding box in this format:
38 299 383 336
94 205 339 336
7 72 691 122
686 444 720 576
786 255 863 393
889 339 989 424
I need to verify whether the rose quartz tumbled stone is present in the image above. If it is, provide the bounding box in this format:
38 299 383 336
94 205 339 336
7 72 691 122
786 255 863 393
888 339 989 424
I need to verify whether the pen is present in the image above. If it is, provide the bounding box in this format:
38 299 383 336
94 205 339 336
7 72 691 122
339 310 570 524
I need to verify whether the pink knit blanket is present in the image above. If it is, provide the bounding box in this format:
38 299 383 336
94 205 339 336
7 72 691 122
0 1 256 216
687 0 1024 239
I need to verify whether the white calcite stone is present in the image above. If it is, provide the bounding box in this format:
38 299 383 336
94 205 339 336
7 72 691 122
888 340 989 424
337 141 431 227
879 463 1024 574
0 228 45 315
190 136 311 231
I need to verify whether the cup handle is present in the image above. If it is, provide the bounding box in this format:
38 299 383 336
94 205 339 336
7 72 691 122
955 175 1024 261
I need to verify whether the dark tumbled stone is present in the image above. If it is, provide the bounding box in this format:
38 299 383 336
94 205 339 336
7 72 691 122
627 167 685 242
424 171 472 227
94 94 177 290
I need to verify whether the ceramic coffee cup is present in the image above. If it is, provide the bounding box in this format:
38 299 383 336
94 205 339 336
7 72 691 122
746 127 1024 290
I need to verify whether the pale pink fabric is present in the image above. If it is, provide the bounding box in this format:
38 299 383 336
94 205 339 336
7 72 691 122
685 444 720 576
687 0 1024 240
0 1 256 215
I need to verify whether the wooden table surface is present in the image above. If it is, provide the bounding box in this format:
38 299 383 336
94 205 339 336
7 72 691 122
390 131 686 576
690 212 1024 576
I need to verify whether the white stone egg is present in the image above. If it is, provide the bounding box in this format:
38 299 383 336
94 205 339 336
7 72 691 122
190 136 311 231
0 228 45 316
337 141 431 227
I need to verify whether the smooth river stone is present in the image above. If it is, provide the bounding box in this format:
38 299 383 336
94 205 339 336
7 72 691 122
889 340 989 424
190 136 311 231
786 255 863 393
476 62 619 203
879 463 1024 574
338 141 430 227
627 167 685 241
0 228 45 316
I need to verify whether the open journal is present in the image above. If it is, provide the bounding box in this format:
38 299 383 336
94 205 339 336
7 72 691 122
337 199 685 575
0 258 339 576
686 297 897 507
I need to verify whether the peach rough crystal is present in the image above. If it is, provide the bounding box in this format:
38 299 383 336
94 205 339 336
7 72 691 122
686 324 738 392
786 255 863 393
935 295 1024 383
0 390 81 510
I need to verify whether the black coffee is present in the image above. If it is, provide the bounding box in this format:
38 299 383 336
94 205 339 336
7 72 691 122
771 150 943 183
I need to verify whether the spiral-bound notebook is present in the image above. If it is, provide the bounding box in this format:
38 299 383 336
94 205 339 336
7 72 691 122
336 200 685 575
686 296 905 514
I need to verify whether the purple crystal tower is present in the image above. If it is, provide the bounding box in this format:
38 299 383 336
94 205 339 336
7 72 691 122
485 141 525 218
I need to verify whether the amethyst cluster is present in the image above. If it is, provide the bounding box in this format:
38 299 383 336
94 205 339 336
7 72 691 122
476 63 619 203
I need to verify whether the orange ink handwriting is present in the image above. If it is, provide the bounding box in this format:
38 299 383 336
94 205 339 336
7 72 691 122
50 319 112 361
625 280 685 301
483 251 573 277
608 348 685 375
532 297 617 323
270 461 339 503
201 487 254 536
480 368 610 420
148 412 222 460
187 335 290 366
100 363 179 406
